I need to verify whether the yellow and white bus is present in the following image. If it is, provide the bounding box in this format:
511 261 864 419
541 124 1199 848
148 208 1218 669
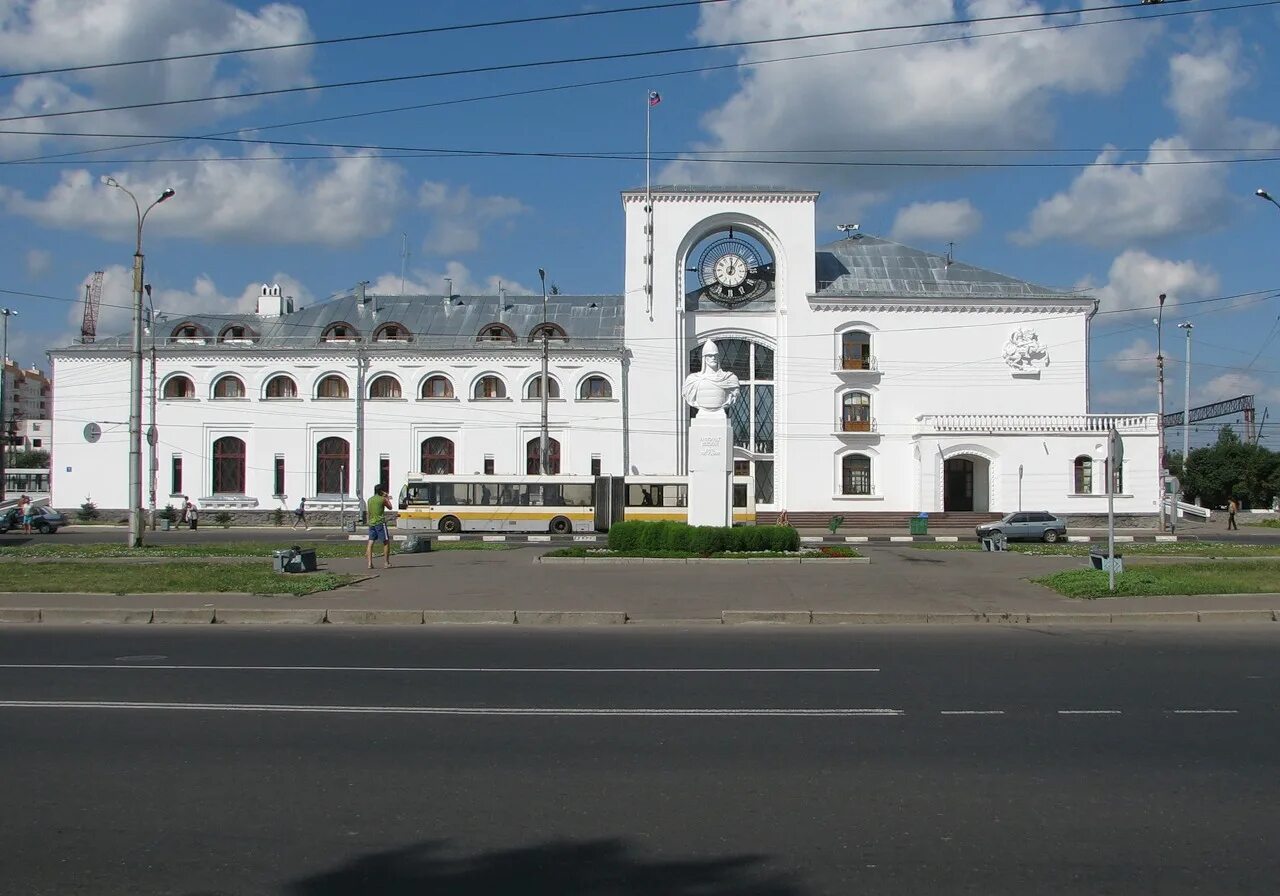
397 474 756 533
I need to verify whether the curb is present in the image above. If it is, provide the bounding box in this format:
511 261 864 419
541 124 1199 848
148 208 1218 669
537 557 869 565
3 607 1275 626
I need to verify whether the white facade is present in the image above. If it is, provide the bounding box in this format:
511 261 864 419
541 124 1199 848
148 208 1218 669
50 188 1158 520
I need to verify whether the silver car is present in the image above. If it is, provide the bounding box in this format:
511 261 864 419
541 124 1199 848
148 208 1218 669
975 511 1067 543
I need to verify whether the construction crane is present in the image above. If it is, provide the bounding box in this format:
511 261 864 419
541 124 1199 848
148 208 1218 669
80 270 103 344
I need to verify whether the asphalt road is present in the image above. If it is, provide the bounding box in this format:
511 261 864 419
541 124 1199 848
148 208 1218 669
1 625 1278 895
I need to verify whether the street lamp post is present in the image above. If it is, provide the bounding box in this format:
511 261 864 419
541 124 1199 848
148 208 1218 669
537 268 550 475
1257 188 1280 211
1178 321 1193 506
0 308 15 502
101 176 175 548
1156 293 1167 531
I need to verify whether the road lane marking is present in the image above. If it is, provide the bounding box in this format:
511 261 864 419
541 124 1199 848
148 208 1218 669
1169 709 1239 714
1058 710 1122 715
0 664 881 674
0 700 903 717
940 710 1006 715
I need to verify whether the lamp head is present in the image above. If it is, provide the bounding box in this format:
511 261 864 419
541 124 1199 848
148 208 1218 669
1257 188 1272 200
158 188 175 202
101 175 120 188
1178 321 1193 331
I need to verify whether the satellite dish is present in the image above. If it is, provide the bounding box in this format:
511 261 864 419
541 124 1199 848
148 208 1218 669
83 422 102 443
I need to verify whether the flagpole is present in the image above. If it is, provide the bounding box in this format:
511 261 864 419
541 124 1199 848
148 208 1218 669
645 89 653 318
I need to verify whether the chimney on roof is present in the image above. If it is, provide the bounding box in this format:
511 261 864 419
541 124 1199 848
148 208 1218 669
256 283 287 316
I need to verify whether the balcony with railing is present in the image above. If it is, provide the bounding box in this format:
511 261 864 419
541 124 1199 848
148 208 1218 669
834 354 880 378
834 417 880 438
916 413 1158 434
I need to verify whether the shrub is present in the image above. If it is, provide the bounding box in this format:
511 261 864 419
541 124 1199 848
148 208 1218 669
76 499 100 522
271 507 285 527
159 504 176 523
607 521 799 555
214 511 233 528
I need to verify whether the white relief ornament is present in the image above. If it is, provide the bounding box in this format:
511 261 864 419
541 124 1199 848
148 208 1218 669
1002 328 1049 372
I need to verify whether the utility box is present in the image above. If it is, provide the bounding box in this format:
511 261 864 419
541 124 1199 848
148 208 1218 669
1090 550 1123 573
272 549 293 573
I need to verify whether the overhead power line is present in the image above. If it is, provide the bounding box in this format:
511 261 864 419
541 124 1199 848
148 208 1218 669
0 0 1213 125
0 1 728 80
3 0 1269 167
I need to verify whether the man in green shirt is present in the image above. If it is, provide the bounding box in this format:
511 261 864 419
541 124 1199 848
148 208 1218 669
366 483 392 570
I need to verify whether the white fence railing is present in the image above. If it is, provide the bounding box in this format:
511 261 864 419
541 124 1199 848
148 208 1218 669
917 414 1158 434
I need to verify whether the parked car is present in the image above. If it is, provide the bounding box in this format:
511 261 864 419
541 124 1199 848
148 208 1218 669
975 511 1067 543
0 505 67 535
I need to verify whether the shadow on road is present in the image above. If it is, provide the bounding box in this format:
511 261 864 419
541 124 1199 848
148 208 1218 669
281 838 808 896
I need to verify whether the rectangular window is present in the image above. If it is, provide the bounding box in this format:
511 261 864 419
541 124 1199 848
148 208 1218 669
590 456 602 476
31 439 42 448
484 456 495 475
273 455 285 497
171 455 182 495
379 455 390 492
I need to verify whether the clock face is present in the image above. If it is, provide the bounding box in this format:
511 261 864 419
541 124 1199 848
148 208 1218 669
695 236 773 307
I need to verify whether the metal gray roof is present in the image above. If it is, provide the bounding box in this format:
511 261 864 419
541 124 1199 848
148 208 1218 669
814 234 1082 300
60 293 626 353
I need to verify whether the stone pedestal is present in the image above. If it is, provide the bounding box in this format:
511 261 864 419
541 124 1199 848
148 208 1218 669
688 412 732 527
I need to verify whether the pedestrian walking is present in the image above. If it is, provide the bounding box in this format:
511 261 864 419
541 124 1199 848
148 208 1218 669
18 495 32 534
187 501 198 530
292 497 308 529
366 483 392 570
1227 497 1239 530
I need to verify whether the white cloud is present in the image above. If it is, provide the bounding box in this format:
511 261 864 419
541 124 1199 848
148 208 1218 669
889 199 981 244
0 0 314 154
1108 336 1156 376
1013 139 1232 247
1 152 407 246
661 0 1153 191
368 262 535 298
25 248 51 278
418 182 529 256
1085 250 1219 317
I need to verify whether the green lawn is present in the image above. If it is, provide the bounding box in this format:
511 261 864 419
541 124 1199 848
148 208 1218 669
543 546 862 559
913 541 1280 558
0 560 358 595
1035 560 1280 599
0 540 514 560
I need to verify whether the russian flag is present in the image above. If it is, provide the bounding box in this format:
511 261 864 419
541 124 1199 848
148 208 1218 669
648 90 661 107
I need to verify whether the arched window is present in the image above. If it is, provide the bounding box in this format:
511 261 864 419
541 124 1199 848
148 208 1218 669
841 392 872 431
212 375 246 399
473 375 506 399
162 375 195 399
316 437 350 494
579 375 612 400
218 323 256 343
264 375 298 399
477 323 515 342
316 375 350 399
529 323 567 342
373 322 410 342
420 437 455 475
170 322 209 341
212 436 246 494
526 437 561 474
1073 456 1093 494
841 454 872 496
526 375 560 400
322 322 360 342
421 375 454 399
841 330 872 369
368 375 402 399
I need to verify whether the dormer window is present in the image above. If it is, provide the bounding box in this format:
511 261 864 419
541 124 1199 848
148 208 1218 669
218 323 257 343
170 322 209 342
374 323 411 342
477 324 515 342
322 322 360 342
529 323 567 342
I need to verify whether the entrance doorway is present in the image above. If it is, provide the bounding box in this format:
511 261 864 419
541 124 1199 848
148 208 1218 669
942 454 991 512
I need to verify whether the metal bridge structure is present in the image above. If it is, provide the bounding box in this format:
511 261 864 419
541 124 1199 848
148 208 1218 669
1163 394 1257 444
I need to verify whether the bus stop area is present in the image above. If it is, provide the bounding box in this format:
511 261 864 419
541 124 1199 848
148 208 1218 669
2 542 1278 624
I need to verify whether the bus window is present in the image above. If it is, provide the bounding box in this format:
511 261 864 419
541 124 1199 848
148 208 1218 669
562 483 594 507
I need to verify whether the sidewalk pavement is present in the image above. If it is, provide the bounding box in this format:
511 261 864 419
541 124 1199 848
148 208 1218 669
1 542 1276 625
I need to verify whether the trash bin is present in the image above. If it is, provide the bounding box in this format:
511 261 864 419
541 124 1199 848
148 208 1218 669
400 535 431 554
1089 550 1123 573
272 549 294 573
982 533 1007 552
909 514 928 535
294 548 317 572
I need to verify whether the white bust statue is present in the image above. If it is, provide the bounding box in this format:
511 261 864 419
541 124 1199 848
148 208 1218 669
682 340 741 412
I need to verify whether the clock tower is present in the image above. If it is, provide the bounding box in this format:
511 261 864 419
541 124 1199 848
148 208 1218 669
621 186 817 491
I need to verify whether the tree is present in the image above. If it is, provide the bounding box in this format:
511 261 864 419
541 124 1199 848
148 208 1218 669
9 449 50 469
1181 427 1279 509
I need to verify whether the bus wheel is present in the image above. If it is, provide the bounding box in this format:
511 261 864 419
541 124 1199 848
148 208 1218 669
549 516 572 535
439 516 461 534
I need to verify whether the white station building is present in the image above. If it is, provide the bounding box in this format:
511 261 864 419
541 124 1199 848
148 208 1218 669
50 187 1159 524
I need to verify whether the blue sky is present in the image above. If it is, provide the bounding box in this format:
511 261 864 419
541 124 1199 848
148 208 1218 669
1 0 1278 447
